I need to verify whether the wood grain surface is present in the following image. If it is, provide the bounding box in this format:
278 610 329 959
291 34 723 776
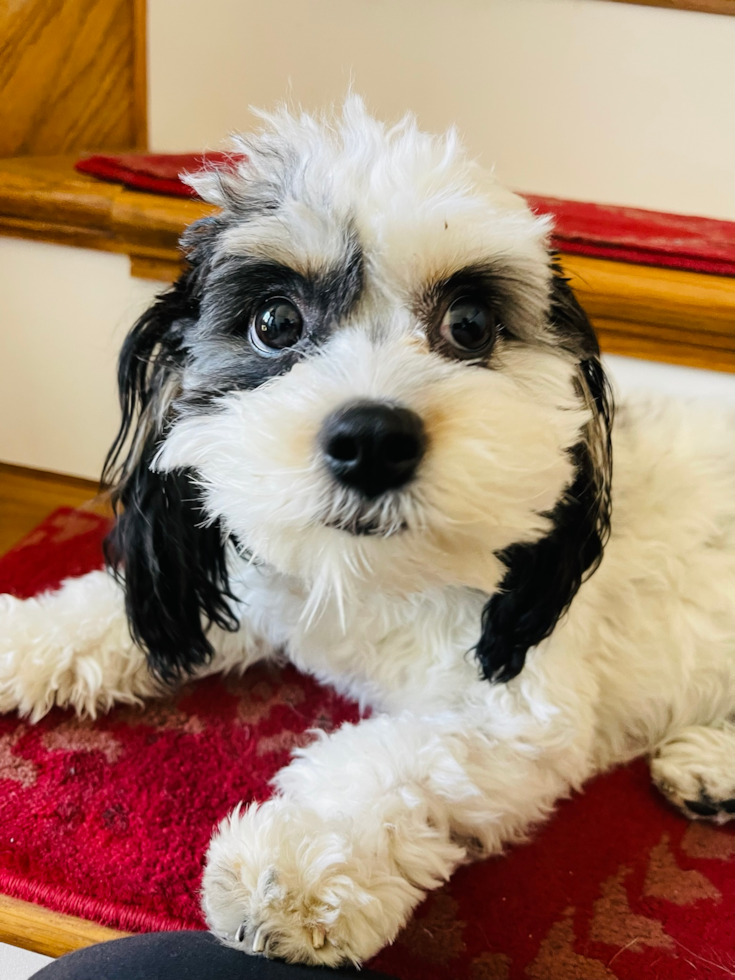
560 254 735 372
604 0 735 14
0 0 147 157
0 462 107 556
0 465 116 957
0 893 128 958
132 0 148 149
594 319 735 372
0 156 212 264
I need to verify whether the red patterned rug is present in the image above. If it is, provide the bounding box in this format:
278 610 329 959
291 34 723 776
1 509 734 979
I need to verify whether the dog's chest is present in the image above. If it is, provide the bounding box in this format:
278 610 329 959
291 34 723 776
231 563 486 712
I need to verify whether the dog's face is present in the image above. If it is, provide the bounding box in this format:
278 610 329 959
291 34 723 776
105 99 612 684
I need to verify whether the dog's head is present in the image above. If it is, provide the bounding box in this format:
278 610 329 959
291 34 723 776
104 98 612 684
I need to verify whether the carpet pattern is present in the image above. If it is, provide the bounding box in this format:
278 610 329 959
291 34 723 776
1 509 734 979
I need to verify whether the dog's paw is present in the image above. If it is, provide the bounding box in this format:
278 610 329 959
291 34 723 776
0 593 28 716
651 724 735 824
202 797 422 966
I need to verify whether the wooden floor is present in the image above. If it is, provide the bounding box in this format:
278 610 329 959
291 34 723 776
0 895 127 958
0 462 124 954
0 462 109 556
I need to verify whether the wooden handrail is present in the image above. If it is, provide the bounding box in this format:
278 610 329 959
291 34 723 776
562 254 735 373
0 156 733 372
604 0 735 15
0 157 210 280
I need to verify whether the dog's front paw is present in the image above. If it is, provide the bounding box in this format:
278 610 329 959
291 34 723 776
202 797 422 966
652 725 735 824
0 593 29 716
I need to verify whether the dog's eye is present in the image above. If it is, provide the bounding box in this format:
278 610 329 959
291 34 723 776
440 296 497 355
250 298 304 353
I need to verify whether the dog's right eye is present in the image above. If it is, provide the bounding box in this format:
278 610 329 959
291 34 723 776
250 298 304 354
440 296 497 356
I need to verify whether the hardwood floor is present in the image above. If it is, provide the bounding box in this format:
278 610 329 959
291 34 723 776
0 466 122 954
0 462 109 556
0 895 127 959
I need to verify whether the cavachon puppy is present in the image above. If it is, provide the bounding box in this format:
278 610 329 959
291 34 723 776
2 99 735 967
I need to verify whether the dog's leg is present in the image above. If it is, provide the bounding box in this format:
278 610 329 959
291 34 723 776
0 570 261 721
651 721 735 823
202 708 591 966
0 570 161 720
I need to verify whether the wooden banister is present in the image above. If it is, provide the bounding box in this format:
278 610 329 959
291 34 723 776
0 157 210 280
0 156 733 372
0 0 147 158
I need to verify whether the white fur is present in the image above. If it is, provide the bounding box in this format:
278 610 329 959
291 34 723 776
0 572 156 721
0 571 271 720
652 723 735 824
2 101 734 966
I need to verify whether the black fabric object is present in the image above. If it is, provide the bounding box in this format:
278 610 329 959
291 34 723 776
31 932 397 980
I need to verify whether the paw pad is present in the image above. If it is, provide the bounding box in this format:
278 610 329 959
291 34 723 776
683 794 735 820
684 799 719 817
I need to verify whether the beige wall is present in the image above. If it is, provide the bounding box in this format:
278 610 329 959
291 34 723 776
149 0 735 220
0 239 159 479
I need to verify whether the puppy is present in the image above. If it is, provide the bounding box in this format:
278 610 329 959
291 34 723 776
2 99 734 967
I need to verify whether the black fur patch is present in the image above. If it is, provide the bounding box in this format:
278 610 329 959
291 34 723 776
179 233 364 405
104 459 238 681
547 261 603 360
102 225 240 681
418 263 522 355
474 266 614 683
103 214 364 680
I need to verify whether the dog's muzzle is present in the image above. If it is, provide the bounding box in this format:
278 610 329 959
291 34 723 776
320 401 426 500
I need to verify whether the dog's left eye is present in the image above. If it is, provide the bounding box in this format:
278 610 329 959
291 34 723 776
250 298 304 353
440 296 497 355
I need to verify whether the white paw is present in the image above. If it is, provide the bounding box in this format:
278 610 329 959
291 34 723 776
202 797 422 966
651 725 735 824
0 574 154 721
0 592 30 716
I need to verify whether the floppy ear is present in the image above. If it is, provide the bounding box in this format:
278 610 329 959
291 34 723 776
475 268 613 682
103 219 238 681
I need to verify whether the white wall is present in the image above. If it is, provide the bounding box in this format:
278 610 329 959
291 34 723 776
149 0 735 221
0 942 52 980
606 354 735 406
0 239 159 479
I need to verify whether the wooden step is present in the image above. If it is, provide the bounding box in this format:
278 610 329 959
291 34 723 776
0 157 733 371
0 463 110 556
0 894 128 959
0 156 212 282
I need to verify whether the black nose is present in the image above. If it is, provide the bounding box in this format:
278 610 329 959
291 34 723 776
321 402 426 499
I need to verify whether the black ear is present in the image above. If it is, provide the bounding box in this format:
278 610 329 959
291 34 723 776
104 461 237 682
474 268 613 683
102 225 238 681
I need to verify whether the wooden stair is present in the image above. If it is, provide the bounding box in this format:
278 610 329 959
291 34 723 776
1 156 733 372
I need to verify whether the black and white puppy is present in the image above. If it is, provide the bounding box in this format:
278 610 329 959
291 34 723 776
2 99 735 966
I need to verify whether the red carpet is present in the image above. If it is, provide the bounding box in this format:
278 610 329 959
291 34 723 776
1 510 734 979
76 153 735 277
